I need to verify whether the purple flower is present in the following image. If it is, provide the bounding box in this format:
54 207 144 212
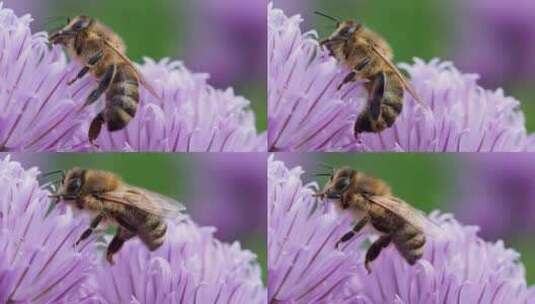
0 3 265 152
455 0 535 87
345 212 535 303
0 155 267 303
87 220 265 303
268 4 535 152
0 155 96 303
268 156 361 303
188 154 267 241
91 59 265 152
0 4 93 151
268 157 535 303
455 154 535 240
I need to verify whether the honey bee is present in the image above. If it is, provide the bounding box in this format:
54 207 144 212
48 168 185 264
314 166 441 273
48 16 160 144
315 11 423 137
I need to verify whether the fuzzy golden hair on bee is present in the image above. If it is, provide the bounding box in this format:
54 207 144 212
316 11 424 138
314 166 441 273
47 167 185 265
48 16 160 145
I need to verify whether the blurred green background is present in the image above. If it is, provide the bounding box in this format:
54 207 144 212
7 0 267 131
277 0 535 133
282 153 535 284
11 153 267 283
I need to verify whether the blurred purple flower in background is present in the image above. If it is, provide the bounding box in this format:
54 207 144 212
269 157 535 303
455 0 535 87
455 154 535 241
184 0 265 88
0 3 265 152
188 154 266 242
89 220 265 303
0 156 95 303
268 4 535 152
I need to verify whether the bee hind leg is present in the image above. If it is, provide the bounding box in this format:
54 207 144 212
83 63 116 108
335 216 369 249
106 227 135 265
364 234 392 274
88 112 105 144
368 72 386 121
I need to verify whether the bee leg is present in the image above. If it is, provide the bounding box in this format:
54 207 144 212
75 213 104 246
337 71 356 90
67 67 89 86
67 51 103 86
364 235 392 274
106 227 135 265
368 72 386 121
335 216 369 249
83 63 117 108
337 58 370 90
88 112 105 144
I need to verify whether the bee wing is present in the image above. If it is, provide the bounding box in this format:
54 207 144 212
102 39 162 101
368 195 444 237
369 44 424 106
95 185 185 219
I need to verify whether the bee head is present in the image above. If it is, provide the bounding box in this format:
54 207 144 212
322 166 355 200
49 15 95 45
56 167 86 201
315 11 362 55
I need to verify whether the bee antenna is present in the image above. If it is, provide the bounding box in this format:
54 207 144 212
44 15 70 21
314 11 340 23
319 161 336 169
38 170 65 178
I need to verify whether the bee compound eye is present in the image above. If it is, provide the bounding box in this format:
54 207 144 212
68 178 81 192
72 20 88 30
334 178 350 191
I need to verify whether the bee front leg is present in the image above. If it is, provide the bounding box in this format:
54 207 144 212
335 215 369 249
83 63 117 108
337 58 370 90
364 234 392 274
67 51 103 86
106 227 135 265
75 213 104 246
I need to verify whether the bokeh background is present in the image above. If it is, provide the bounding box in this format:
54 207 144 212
277 153 535 284
274 0 535 132
8 153 267 283
5 0 266 131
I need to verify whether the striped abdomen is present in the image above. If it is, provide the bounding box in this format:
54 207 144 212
354 69 404 134
137 214 167 251
392 224 426 265
104 62 139 131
